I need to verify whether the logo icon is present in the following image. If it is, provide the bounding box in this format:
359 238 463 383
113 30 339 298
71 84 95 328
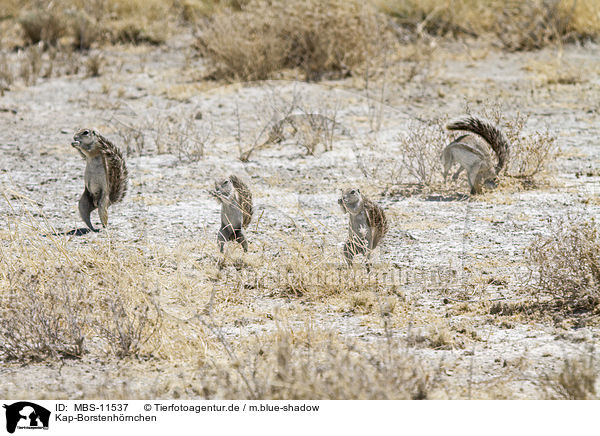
3 402 50 434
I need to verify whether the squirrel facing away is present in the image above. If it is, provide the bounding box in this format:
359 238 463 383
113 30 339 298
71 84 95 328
210 175 254 252
71 129 128 231
442 116 510 195
338 188 388 270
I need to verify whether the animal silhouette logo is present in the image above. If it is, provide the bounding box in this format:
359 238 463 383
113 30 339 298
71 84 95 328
3 402 50 434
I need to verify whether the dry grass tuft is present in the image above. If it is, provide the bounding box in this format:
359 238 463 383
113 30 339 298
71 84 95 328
376 0 491 37
0 274 86 362
13 0 192 50
427 324 454 350
71 10 104 50
0 53 13 92
492 0 577 51
114 113 212 161
110 18 167 45
19 8 67 47
262 112 344 157
0 45 93 88
196 0 394 81
86 52 104 77
0 208 192 363
376 0 600 50
197 326 435 399
395 119 447 188
234 87 347 161
543 352 598 399
356 119 448 194
526 218 600 313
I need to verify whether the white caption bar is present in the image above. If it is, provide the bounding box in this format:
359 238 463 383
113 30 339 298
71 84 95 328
0 400 595 436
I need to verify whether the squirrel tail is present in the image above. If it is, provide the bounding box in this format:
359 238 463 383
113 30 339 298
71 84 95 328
229 175 253 227
97 134 128 203
446 116 510 173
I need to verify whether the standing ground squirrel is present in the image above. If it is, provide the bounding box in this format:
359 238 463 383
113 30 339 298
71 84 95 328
71 128 128 231
338 188 388 270
441 116 511 195
210 175 254 252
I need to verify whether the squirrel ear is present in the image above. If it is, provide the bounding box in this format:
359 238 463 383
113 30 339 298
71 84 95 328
357 188 361 193
92 129 99 136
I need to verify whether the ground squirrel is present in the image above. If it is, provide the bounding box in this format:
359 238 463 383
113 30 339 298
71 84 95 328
442 116 510 195
71 128 128 231
210 175 254 252
338 188 388 270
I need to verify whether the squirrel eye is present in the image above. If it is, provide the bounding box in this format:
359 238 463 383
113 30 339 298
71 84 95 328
82 130 90 135
350 189 356 194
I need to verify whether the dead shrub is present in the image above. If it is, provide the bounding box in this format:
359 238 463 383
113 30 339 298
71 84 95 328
509 128 558 180
543 352 598 399
19 44 44 86
526 218 600 311
264 112 344 156
86 52 104 77
493 0 576 51
376 0 488 37
0 272 86 362
114 113 211 161
428 324 454 350
0 53 13 90
19 8 67 47
71 10 104 50
199 326 434 399
353 120 448 194
111 18 167 45
95 294 160 358
172 118 212 162
196 0 394 81
15 0 179 49
236 88 347 161
155 115 212 161
117 125 146 156
0 257 161 362
0 213 163 363
377 0 600 50
395 120 447 187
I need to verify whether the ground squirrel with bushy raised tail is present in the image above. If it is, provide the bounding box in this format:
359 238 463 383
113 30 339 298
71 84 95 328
338 188 388 270
210 175 254 252
442 116 511 195
71 128 128 231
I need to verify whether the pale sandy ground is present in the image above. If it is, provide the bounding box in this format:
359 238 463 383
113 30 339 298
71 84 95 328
1 34 599 399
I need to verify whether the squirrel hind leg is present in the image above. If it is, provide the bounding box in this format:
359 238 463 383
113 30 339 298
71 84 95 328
452 167 464 181
233 230 248 252
79 189 98 232
467 162 484 195
98 195 110 228
217 226 234 252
